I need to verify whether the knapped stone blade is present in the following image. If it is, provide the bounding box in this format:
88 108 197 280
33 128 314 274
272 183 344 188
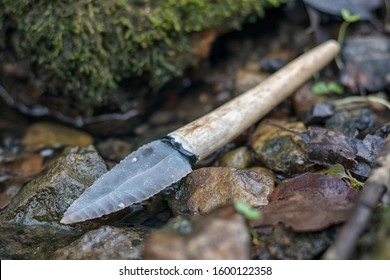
61 140 192 224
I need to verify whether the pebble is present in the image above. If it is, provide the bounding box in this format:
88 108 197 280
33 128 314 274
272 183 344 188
219 146 252 169
250 119 310 175
22 122 93 151
166 167 274 215
53 226 149 260
144 207 250 259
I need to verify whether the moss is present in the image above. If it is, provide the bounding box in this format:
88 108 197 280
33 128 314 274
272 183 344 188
0 0 286 115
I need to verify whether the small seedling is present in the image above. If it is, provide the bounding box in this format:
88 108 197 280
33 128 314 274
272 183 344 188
312 81 344 95
341 8 362 22
338 8 361 45
326 163 364 190
234 200 262 220
334 8 361 69
310 9 359 93
234 200 262 246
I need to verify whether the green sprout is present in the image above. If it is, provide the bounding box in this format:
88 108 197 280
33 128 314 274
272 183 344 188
338 8 361 45
310 9 361 91
335 9 361 69
341 8 362 23
312 81 344 95
234 200 262 220
234 201 262 246
326 163 364 190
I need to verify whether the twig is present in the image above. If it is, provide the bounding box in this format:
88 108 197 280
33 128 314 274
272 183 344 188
0 83 138 127
334 96 390 111
322 134 390 259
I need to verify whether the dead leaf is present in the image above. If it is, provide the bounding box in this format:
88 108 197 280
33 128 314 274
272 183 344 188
269 122 386 174
251 172 358 231
303 127 358 169
303 126 387 178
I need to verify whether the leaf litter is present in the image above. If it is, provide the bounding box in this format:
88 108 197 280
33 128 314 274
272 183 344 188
266 120 390 178
251 172 358 231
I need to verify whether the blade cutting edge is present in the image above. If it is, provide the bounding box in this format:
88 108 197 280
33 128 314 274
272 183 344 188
61 140 192 224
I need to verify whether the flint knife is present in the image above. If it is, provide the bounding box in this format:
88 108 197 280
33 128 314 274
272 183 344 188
61 40 340 224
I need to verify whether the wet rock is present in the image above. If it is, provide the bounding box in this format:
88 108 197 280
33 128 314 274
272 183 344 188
341 36 390 93
22 122 94 151
252 225 337 260
250 120 310 175
292 83 319 119
303 103 335 125
219 147 252 169
303 0 383 20
144 206 250 259
325 108 374 138
326 112 360 138
166 167 274 215
312 103 334 118
96 138 133 163
247 166 277 182
52 226 149 260
0 223 81 259
259 50 292 73
0 146 106 225
0 153 44 209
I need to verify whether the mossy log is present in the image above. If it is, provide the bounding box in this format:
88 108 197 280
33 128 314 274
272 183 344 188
0 0 286 116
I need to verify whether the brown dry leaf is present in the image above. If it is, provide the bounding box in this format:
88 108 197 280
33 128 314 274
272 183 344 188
269 122 387 178
251 172 358 231
301 126 387 178
303 127 358 169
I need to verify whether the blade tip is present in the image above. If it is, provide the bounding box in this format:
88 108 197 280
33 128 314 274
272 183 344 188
60 215 74 224
60 211 81 224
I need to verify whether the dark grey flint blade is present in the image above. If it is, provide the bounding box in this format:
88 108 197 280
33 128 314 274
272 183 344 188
60 140 192 224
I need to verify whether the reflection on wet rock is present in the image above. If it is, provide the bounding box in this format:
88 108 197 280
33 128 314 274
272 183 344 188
166 167 274 215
